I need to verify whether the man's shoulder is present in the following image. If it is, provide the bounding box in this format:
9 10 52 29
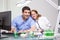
13 15 22 21
27 16 35 23
16 15 22 18
28 16 33 20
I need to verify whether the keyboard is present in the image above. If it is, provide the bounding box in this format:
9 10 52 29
0 35 8 39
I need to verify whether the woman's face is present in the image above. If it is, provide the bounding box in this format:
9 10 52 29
31 11 38 20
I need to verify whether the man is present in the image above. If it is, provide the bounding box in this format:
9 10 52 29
11 6 36 33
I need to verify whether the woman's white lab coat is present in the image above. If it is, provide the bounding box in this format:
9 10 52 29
35 16 51 30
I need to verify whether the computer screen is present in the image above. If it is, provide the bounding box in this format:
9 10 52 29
0 11 11 31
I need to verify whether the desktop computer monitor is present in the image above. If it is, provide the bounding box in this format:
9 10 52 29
0 11 11 31
0 11 11 38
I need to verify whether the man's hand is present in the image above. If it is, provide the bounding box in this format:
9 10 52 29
18 30 29 33
8 31 13 33
8 27 16 33
18 30 24 33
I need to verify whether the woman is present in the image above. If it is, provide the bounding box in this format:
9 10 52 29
31 10 51 32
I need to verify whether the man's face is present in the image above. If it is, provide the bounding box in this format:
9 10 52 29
22 10 30 19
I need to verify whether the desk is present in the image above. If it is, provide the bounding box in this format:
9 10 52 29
0 34 54 40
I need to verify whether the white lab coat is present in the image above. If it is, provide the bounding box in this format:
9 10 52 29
35 16 51 30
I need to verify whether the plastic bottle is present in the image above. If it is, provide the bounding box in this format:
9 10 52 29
14 32 18 38
29 31 34 38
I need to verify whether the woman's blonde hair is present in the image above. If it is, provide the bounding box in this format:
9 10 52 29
31 10 41 18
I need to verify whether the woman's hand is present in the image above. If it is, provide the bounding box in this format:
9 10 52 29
38 29 44 33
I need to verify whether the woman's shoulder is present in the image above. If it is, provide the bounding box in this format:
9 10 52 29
38 16 47 20
38 16 49 22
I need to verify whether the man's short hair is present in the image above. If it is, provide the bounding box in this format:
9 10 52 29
22 6 31 12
